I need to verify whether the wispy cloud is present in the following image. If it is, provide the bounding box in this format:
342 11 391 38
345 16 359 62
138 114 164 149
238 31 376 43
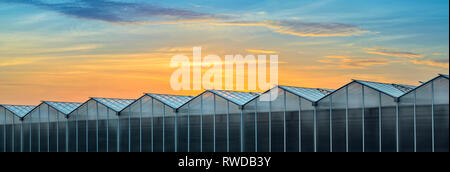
367 49 424 58
318 57 390 69
410 59 449 68
246 49 278 54
323 55 352 59
214 20 370 37
1 0 230 23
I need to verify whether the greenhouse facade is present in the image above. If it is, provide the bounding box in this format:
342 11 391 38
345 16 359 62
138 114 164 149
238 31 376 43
0 74 448 152
0 105 35 152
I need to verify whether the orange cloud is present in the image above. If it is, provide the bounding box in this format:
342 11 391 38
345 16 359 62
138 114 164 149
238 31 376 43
410 59 449 68
367 49 424 58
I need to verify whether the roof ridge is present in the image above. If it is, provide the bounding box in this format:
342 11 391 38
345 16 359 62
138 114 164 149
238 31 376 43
91 97 136 100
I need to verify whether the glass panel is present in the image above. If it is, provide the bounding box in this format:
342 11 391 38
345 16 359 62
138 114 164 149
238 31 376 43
87 100 97 152
129 100 141 152
188 98 201 152
215 95 228 152
0 107 4 152
58 114 67 152
108 109 118 152
97 103 108 152
381 93 396 152
77 103 88 152
202 93 215 152
433 78 449 152
177 102 188 152
4 111 13 152
415 82 432 152
364 86 380 152
119 106 130 152
48 107 58 152
142 96 153 152
165 106 175 152
399 91 414 152
348 83 363 152
270 88 284 152
39 104 49 152
317 96 330 152
68 109 78 152
153 100 164 152
29 108 40 152
256 96 270 152
229 102 241 152
285 92 299 152
331 87 346 152
301 98 315 152
244 101 256 152
23 117 30 152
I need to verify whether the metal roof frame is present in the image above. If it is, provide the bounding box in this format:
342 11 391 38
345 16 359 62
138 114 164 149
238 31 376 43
274 85 334 102
399 74 449 99
0 104 36 119
91 97 136 113
176 90 261 111
316 80 406 103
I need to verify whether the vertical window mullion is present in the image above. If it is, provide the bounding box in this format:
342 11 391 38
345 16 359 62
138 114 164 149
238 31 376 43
187 102 190 153
330 96 333 152
96 103 99 152
227 101 229 152
140 99 143 152
413 90 417 152
255 100 258 152
378 92 382 152
299 97 302 152
431 81 435 152
345 86 349 152
362 85 365 152
213 95 216 152
283 91 286 152
162 105 165 152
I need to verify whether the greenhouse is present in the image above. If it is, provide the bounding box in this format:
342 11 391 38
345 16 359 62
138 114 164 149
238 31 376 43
21 101 82 152
316 80 416 152
66 98 135 152
176 90 260 152
0 75 448 152
0 105 35 152
244 86 333 152
398 74 449 152
120 93 193 152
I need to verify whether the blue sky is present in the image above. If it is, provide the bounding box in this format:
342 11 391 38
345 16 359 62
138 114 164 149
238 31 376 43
0 0 448 104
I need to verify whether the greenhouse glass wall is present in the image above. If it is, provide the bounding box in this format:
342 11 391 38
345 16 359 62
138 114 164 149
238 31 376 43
244 86 333 152
0 105 35 152
176 90 259 152
316 80 416 152
1 75 448 153
119 93 193 152
66 98 135 152
21 101 82 152
399 75 449 152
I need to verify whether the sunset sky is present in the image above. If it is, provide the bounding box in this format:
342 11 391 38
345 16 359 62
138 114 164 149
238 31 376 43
0 0 449 105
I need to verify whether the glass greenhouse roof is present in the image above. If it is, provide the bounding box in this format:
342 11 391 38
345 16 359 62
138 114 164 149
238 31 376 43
279 85 334 102
0 105 35 118
146 93 193 109
92 98 136 112
354 80 416 98
208 90 260 106
44 101 83 115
